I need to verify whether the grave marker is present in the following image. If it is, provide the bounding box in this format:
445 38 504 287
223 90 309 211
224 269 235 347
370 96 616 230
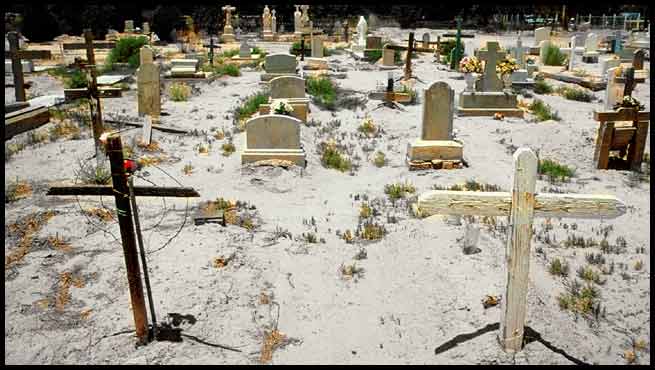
414 148 626 352
6 31 52 102
137 46 161 119
477 41 503 92
241 114 306 166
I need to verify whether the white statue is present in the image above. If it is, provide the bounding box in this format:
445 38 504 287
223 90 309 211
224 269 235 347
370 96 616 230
271 10 277 34
357 16 368 46
294 5 302 35
263 5 272 31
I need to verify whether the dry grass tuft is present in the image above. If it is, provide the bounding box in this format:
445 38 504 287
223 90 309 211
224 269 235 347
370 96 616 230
5 211 56 269
136 140 160 152
137 155 164 167
56 271 85 312
6 179 33 202
47 234 73 253
83 207 114 222
260 329 286 364
212 257 227 268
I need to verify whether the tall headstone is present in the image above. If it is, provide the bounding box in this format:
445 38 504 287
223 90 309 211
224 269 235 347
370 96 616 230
124 20 135 33
221 5 237 43
271 9 277 35
604 67 624 110
407 81 463 166
422 33 430 48
142 22 150 35
334 20 343 39
513 32 526 68
478 41 504 92
294 5 302 36
582 32 599 62
633 49 645 70
262 5 273 41
300 5 310 33
241 115 306 166
311 36 323 58
568 36 576 70
369 14 379 31
137 46 161 119
534 27 551 45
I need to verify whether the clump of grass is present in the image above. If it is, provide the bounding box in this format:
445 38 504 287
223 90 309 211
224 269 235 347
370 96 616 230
5 178 33 203
359 202 372 219
28 129 49 145
319 141 352 172
5 211 56 269
5 142 26 162
50 121 81 141
373 151 387 167
357 117 377 136
557 279 603 319
202 62 241 77
234 91 270 130
384 181 416 201
365 49 382 63
169 82 191 101
543 44 567 66
432 180 503 192
306 76 337 110
82 207 114 222
105 36 149 69
530 99 561 121
182 163 194 175
136 155 164 168
399 83 418 104
585 252 606 266
633 260 643 271
557 86 594 102
342 229 354 243
564 234 597 248
66 69 89 89
357 221 387 241
538 158 574 182
222 141 236 156
576 265 605 285
75 160 112 185
533 79 554 95
302 232 318 244
548 258 570 277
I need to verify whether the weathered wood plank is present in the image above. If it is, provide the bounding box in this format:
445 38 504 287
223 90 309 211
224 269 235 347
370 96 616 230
593 109 650 122
64 87 123 101
414 191 626 219
384 44 435 54
500 148 537 352
47 185 200 197
62 41 116 50
5 49 52 59
104 119 189 134
5 102 30 113
626 121 649 171
4 106 50 140
595 122 614 169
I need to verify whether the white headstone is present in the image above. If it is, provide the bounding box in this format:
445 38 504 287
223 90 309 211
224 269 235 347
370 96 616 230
585 33 598 53
604 67 624 110
357 16 368 47
534 27 551 45
142 115 153 145
568 36 576 71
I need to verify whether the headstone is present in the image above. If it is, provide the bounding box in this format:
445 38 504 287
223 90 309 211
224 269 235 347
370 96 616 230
369 14 379 31
142 115 153 145
582 32 599 62
513 33 526 68
263 53 298 77
334 20 343 38
623 67 636 97
142 22 150 35
407 81 463 165
242 114 306 166
422 81 454 140
534 27 551 45
422 33 430 48
239 39 252 58
124 20 135 33
300 5 310 33
568 36 576 70
294 5 302 35
382 46 395 67
269 76 306 99
262 5 273 41
604 67 624 110
311 37 323 58
272 10 277 35
478 41 504 92
366 36 382 50
356 16 368 47
600 57 620 79
137 46 161 118
633 49 645 70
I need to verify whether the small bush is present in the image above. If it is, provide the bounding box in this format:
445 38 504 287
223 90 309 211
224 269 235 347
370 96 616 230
533 79 554 95
549 258 570 277
359 202 372 219
183 163 194 175
577 265 604 285
557 280 602 317
365 49 382 63
306 76 337 110
105 36 149 69
65 69 89 89
340 262 365 280
319 141 352 172
234 91 270 129
357 117 377 135
357 221 387 241
557 86 594 102
538 158 574 181
203 62 241 77
222 141 236 156
5 178 33 203
75 160 112 185
543 44 566 66
373 151 387 167
530 99 561 121
169 82 191 102
384 181 416 201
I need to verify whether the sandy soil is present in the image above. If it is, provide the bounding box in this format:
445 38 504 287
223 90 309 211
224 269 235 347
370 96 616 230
4 27 651 365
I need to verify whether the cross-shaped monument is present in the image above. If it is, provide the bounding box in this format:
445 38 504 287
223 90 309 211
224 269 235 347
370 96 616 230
414 147 626 352
477 41 504 91
6 31 52 102
221 5 236 43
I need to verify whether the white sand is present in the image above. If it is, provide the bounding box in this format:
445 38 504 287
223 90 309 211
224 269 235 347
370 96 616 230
4 28 650 365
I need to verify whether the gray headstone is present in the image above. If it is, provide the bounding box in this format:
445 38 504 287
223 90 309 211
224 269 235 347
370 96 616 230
239 40 251 57
246 114 302 150
366 36 382 50
422 81 454 141
534 27 550 45
264 53 297 73
422 33 430 48
478 41 504 92
270 76 306 99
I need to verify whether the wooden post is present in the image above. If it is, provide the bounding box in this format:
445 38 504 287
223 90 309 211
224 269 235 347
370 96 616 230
84 29 105 158
8 32 26 102
594 121 615 169
627 120 649 171
106 134 149 344
404 32 414 80
499 148 537 352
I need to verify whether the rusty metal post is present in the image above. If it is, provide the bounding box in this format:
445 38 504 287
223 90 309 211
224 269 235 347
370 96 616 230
106 134 149 344
8 32 26 102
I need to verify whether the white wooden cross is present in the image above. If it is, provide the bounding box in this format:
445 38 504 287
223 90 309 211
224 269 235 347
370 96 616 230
413 148 626 353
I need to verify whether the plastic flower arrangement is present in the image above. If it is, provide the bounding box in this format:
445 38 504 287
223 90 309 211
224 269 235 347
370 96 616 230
459 56 483 73
271 99 294 115
496 57 519 76
613 96 645 111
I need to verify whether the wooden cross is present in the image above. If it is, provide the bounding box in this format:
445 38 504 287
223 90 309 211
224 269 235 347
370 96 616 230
46 133 200 344
6 31 52 102
383 32 434 81
592 108 650 170
622 67 636 97
413 148 626 353
203 35 218 65
63 29 122 164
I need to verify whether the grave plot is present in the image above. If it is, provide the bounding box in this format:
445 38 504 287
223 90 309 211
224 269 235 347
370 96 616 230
4 11 651 366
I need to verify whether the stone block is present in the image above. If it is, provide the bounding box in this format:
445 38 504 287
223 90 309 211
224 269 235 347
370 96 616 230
406 139 463 162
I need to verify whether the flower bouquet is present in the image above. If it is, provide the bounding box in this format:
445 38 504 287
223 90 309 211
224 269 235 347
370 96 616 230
496 57 519 76
459 56 483 73
613 96 645 111
271 99 295 115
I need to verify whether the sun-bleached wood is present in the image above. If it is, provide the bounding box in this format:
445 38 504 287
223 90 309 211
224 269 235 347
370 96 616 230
415 192 626 219
413 147 627 353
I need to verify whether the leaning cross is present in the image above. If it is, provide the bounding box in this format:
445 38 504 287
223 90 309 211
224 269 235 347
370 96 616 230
413 148 626 353
477 41 504 92
46 133 200 344
63 29 122 164
383 32 434 81
6 31 52 102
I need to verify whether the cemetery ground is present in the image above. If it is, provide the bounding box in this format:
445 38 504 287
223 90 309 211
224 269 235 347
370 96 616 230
4 28 651 365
